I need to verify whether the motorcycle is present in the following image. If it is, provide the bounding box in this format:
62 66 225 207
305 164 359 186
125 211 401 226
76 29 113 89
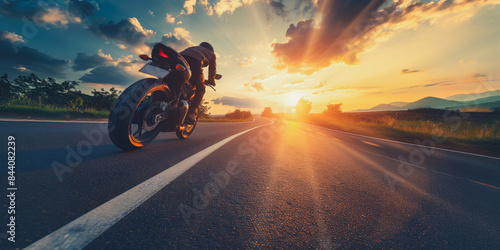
108 43 221 150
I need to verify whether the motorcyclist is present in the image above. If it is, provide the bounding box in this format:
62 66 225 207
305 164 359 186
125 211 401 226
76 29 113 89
180 42 216 123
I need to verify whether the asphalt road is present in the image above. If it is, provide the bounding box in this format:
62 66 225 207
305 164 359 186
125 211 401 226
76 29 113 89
0 117 499 249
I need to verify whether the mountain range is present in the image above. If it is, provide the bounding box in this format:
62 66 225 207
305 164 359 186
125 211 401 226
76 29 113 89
355 90 500 112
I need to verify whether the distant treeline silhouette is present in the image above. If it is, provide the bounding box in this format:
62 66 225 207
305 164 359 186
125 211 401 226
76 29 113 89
0 73 120 111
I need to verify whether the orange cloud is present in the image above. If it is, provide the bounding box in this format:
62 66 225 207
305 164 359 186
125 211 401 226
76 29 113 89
271 0 499 74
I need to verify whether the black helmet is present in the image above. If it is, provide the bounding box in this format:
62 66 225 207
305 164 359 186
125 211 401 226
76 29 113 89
199 42 214 52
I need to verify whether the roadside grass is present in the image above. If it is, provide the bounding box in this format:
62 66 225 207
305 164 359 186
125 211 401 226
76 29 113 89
0 103 255 123
0 103 109 120
287 111 500 157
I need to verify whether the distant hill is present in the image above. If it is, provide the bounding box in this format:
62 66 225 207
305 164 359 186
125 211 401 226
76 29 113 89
355 93 500 112
388 102 409 107
402 97 463 110
446 90 500 102
364 104 404 112
464 95 500 105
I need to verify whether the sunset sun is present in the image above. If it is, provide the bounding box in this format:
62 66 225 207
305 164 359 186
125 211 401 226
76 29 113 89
286 92 303 107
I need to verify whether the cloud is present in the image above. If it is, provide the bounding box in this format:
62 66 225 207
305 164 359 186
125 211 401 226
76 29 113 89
312 80 327 89
271 0 499 74
0 0 96 27
402 69 421 74
244 81 264 91
212 96 262 108
214 0 245 16
165 13 176 23
423 81 453 87
200 0 215 15
91 17 155 46
38 8 83 28
79 65 132 85
1 31 24 43
80 50 145 85
67 0 97 19
290 79 304 84
15 66 28 72
149 27 195 51
238 56 256 67
211 0 287 17
0 31 67 78
74 49 144 85
181 0 197 15
72 49 112 71
267 0 287 18
473 73 487 78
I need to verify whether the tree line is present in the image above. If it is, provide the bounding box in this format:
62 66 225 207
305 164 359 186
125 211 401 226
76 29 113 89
261 98 342 118
0 73 120 111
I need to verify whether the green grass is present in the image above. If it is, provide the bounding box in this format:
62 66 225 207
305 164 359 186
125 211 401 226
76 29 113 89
0 103 109 120
0 103 255 123
290 112 500 157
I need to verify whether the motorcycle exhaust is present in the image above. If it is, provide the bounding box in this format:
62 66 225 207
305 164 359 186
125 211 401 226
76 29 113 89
176 100 189 125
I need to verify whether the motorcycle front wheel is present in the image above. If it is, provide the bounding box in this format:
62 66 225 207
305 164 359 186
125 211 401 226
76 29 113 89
108 78 173 150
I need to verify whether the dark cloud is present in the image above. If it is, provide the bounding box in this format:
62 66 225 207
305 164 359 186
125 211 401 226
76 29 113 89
0 0 46 20
272 0 386 74
79 65 134 85
148 32 194 51
0 0 96 21
67 0 97 18
90 17 155 46
272 0 493 74
72 52 109 71
265 0 287 19
473 73 487 78
423 81 453 87
212 96 262 109
0 31 67 78
402 69 421 74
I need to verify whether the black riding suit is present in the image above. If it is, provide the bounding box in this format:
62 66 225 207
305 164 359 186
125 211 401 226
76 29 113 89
180 46 216 115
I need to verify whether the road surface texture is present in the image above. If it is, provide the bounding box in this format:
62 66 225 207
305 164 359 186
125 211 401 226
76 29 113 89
0 117 498 249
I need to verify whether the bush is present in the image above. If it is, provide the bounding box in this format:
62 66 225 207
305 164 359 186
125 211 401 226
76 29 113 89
225 109 252 120
261 107 275 118
295 98 311 117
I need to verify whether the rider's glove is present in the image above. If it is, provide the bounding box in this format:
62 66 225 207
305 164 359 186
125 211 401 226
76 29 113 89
207 79 216 86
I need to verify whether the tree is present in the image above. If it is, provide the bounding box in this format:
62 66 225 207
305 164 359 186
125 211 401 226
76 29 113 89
198 99 211 119
323 103 342 117
225 109 252 120
0 74 11 102
295 98 312 117
261 107 274 118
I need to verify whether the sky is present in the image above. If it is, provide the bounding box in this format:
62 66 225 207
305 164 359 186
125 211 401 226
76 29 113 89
0 0 499 114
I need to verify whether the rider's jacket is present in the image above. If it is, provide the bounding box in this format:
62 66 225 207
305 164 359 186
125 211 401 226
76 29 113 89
180 46 217 84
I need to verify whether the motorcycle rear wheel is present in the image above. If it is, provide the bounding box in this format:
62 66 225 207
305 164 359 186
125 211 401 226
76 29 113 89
108 78 173 150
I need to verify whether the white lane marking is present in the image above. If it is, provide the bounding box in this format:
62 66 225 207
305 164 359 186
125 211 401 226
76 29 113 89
25 122 272 250
361 140 381 147
358 148 500 189
300 122 500 160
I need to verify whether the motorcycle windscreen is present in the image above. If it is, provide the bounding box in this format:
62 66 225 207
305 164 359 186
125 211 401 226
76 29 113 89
139 63 171 78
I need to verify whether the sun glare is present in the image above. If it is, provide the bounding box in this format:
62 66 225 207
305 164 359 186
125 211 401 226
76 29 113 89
286 92 303 106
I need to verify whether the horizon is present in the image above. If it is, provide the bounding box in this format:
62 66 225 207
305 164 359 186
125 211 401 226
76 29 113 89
1 0 499 114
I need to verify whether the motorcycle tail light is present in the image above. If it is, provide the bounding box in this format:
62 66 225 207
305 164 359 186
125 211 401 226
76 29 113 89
175 64 186 71
159 48 169 58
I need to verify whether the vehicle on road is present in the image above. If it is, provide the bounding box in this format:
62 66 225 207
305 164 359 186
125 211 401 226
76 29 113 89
108 43 221 150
